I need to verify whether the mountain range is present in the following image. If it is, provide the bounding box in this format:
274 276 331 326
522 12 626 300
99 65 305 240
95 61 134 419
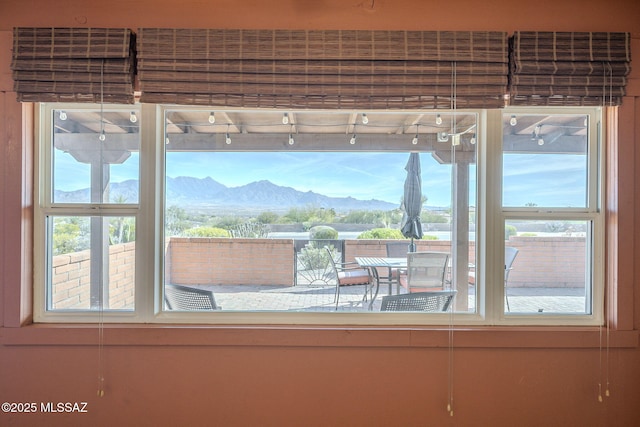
54 176 399 213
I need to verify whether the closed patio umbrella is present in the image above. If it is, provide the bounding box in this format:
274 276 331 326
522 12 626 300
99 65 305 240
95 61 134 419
400 152 423 252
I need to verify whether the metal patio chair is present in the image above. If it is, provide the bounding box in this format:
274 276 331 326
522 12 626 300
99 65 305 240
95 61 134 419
400 251 450 293
325 247 373 310
468 246 519 311
504 246 519 312
164 283 221 311
380 290 456 312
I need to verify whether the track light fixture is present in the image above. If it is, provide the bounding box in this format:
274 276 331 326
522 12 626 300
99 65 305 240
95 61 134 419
532 124 544 145
225 124 231 144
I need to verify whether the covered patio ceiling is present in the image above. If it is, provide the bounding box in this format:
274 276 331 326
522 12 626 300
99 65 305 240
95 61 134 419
53 108 588 162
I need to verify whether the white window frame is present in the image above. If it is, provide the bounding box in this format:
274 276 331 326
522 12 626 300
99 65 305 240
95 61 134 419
33 103 604 326
33 103 147 323
483 108 604 326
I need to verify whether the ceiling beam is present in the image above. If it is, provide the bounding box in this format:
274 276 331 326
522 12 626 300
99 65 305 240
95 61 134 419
53 131 586 156
164 132 476 153
502 135 586 153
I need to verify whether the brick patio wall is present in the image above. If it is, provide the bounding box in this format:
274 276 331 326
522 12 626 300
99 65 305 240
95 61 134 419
167 238 294 286
51 242 136 309
49 236 585 301
344 237 586 288
343 239 460 260
165 236 585 288
506 236 585 288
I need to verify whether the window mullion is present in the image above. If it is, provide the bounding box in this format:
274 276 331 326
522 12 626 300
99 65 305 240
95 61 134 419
484 109 504 324
136 103 160 322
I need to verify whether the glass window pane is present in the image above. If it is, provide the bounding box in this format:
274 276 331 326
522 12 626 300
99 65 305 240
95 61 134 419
52 109 140 204
504 220 591 314
47 215 136 311
502 113 589 208
163 110 476 314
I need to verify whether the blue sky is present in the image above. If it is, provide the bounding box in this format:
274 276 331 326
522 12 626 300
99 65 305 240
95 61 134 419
53 150 588 208
502 153 587 207
54 151 458 207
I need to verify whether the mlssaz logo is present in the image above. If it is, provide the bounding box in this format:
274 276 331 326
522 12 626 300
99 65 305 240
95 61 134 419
40 402 88 413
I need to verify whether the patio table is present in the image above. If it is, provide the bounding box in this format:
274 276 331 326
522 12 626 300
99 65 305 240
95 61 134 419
355 257 407 310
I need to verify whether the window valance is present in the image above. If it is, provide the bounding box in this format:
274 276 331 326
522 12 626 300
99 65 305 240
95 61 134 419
11 28 632 108
11 28 135 104
509 32 631 106
136 29 509 109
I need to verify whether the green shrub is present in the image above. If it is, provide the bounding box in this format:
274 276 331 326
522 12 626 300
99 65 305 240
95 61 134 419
545 221 568 233
256 211 279 224
357 228 405 239
298 244 336 270
420 211 448 223
184 227 231 238
357 228 438 240
309 225 338 240
505 224 517 240
339 209 402 227
230 221 270 238
283 206 335 225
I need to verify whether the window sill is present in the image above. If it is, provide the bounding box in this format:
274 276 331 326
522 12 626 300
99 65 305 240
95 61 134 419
1 324 637 349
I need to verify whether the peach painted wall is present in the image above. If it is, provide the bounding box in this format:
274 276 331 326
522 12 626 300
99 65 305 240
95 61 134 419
1 1 640 426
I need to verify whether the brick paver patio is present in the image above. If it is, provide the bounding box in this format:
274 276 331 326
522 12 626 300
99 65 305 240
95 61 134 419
184 283 587 314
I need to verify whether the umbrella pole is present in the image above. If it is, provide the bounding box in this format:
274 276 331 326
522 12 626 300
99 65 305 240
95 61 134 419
409 238 416 253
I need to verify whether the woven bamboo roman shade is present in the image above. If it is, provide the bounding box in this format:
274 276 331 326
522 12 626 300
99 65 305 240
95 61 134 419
509 32 631 106
11 28 135 104
137 29 508 109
